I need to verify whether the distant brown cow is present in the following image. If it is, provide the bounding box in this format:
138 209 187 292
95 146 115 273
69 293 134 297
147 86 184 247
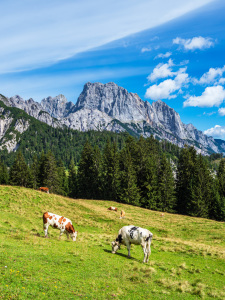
120 210 125 219
39 187 49 194
108 206 118 212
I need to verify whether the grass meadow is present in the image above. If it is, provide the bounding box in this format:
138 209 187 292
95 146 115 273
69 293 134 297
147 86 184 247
0 185 225 299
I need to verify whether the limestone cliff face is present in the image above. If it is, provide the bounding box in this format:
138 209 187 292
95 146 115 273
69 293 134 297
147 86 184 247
41 94 74 119
1 82 224 154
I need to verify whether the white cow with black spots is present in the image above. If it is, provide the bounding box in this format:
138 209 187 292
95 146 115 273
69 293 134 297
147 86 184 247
111 225 153 263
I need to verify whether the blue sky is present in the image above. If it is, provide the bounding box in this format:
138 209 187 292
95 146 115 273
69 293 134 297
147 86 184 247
0 0 225 139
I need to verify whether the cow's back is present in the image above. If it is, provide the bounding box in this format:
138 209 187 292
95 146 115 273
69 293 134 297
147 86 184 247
120 225 150 244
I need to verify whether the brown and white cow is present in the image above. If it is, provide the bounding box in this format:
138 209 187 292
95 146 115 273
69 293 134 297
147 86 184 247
39 187 49 193
120 210 125 219
43 212 78 241
108 206 118 211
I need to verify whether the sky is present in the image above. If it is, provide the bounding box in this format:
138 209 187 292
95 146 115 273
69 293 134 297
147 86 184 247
0 0 225 139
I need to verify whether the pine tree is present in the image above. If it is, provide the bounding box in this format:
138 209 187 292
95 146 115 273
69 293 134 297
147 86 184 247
57 159 68 195
102 140 120 200
119 147 140 206
77 141 102 199
0 160 9 184
68 159 78 198
39 151 60 193
144 156 159 210
187 154 211 218
9 152 30 187
208 179 225 221
217 159 225 197
176 146 197 215
30 155 39 189
157 154 176 212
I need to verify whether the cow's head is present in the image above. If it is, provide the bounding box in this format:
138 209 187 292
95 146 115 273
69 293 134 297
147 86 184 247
71 231 78 241
111 241 120 253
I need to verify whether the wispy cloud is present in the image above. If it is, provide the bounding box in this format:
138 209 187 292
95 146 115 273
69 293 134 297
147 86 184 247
154 52 172 59
0 0 215 74
145 67 189 100
173 36 214 50
141 47 152 53
204 125 225 139
183 85 225 107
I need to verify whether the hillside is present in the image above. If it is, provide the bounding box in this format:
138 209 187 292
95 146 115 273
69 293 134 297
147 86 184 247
0 186 225 299
0 99 130 166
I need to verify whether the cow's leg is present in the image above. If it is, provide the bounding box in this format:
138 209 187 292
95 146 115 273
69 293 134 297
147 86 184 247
146 242 151 263
125 242 131 257
141 243 147 263
66 231 70 240
43 224 49 238
59 230 64 240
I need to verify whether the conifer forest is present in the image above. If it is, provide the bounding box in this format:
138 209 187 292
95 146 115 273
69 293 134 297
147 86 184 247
0 134 224 222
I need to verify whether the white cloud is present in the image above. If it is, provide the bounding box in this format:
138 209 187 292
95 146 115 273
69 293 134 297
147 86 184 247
145 68 189 100
183 86 225 107
141 47 152 53
0 0 214 73
154 52 172 59
218 107 225 116
195 66 225 84
204 125 225 139
147 59 175 82
173 36 214 50
219 78 225 85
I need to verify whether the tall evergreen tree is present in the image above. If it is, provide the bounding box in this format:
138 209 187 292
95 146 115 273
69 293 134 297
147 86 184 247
217 159 225 197
39 151 60 193
102 140 120 200
9 152 30 187
0 160 9 184
157 154 176 212
176 146 197 215
30 154 39 189
119 147 140 206
77 141 102 199
57 159 68 195
68 159 78 198
187 154 211 218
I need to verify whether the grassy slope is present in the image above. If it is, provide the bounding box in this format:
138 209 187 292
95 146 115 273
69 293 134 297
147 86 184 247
0 186 225 300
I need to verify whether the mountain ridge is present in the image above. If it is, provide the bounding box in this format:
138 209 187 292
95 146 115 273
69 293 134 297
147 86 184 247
1 82 225 155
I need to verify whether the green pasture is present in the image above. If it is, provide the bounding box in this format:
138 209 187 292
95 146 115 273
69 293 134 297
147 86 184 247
0 186 225 299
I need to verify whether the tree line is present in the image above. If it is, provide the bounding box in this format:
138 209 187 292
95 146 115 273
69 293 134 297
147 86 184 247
0 135 224 221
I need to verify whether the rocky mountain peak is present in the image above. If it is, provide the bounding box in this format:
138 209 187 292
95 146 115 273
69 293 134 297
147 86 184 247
41 95 73 119
74 81 147 122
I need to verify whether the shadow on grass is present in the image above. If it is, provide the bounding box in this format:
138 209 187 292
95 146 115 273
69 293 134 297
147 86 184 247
32 233 73 243
103 249 139 262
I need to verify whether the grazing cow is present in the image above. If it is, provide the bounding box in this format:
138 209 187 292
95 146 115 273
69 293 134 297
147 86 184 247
39 187 49 194
43 212 78 241
108 206 118 212
120 210 125 219
111 225 153 263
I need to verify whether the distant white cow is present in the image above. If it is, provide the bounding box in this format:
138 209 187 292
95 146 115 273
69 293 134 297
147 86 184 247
111 225 153 263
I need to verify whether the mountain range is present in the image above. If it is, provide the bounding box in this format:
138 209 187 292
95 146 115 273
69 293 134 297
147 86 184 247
0 82 225 155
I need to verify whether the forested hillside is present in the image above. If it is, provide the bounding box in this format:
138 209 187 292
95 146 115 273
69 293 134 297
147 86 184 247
0 135 224 221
